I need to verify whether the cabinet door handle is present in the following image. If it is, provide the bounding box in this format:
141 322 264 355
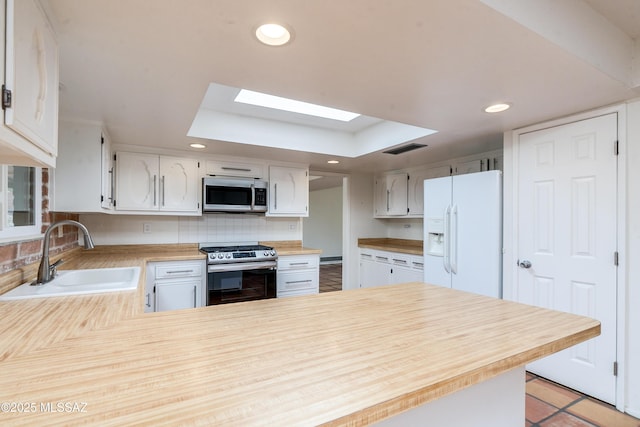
193 285 197 308
274 183 278 210
145 292 151 308
109 167 115 202
153 175 157 206
161 175 166 207
386 189 390 211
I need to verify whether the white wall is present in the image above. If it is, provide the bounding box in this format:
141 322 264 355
79 213 302 245
383 218 423 240
625 99 640 417
303 186 342 259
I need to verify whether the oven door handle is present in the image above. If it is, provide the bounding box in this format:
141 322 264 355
207 261 277 273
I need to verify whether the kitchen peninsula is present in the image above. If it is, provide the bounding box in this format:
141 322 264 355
0 252 599 426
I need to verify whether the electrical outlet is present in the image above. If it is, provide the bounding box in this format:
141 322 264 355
289 223 296 230
404 224 411 229
57 225 64 238
143 223 151 234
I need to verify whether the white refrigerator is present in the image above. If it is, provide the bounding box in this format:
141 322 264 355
423 170 502 298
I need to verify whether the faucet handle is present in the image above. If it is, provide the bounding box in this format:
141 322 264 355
50 259 64 278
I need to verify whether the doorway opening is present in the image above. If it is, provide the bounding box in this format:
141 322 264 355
303 172 346 292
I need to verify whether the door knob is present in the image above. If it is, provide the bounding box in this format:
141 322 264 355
519 260 532 269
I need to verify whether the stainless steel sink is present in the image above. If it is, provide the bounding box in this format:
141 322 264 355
0 267 141 300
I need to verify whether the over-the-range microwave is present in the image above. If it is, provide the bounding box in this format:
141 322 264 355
202 176 268 213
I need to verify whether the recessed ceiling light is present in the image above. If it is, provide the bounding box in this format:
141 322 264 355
484 103 511 113
235 89 361 122
189 143 206 149
255 23 292 46
327 160 340 164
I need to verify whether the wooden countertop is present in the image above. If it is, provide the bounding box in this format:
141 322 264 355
358 238 423 255
0 244 205 361
0 280 599 426
261 240 322 256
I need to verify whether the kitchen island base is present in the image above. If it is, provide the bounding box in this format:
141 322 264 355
373 367 524 426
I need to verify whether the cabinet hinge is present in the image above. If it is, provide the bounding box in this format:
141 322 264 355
407 207 410 213
113 199 117 207
449 166 453 175
153 286 156 293
101 135 104 145
2 85 12 109
101 195 104 202
613 361 618 376
614 251 619 266
197 161 200 168
614 140 619 156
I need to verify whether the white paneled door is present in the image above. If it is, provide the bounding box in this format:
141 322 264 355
516 113 618 404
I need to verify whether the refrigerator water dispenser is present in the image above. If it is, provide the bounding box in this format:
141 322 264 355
426 218 444 256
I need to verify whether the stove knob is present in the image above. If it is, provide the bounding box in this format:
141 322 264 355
225 253 231 259
270 250 276 256
217 253 223 259
263 251 269 256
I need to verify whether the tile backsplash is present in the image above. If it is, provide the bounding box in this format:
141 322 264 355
79 213 302 245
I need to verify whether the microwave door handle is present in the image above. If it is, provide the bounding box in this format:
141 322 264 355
251 183 255 210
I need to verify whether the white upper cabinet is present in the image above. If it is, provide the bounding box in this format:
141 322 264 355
374 172 408 217
205 159 264 179
268 165 309 216
53 121 113 212
0 0 59 167
115 152 200 214
160 156 200 212
407 165 451 217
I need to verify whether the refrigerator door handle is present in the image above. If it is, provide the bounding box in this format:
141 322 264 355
443 206 451 273
450 204 458 274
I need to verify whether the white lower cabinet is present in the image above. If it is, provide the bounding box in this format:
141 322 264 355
145 260 205 312
359 248 423 288
277 254 319 297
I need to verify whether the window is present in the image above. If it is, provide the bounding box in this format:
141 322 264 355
0 165 42 241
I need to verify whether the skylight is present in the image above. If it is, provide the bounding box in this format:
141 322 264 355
234 89 361 122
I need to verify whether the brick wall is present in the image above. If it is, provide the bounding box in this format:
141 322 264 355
0 169 80 275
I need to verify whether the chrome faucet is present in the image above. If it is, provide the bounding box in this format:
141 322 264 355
34 220 95 285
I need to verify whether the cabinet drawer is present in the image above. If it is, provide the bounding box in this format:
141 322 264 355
155 261 203 279
278 255 319 270
277 271 318 293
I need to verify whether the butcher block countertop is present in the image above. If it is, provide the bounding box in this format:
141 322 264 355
0 244 205 361
358 238 423 255
0 276 599 425
262 240 322 256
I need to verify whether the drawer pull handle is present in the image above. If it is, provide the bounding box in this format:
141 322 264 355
290 262 309 266
165 270 194 274
222 167 251 172
286 280 312 284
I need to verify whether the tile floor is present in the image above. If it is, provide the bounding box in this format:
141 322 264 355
319 263 342 293
319 264 639 426
525 370 638 426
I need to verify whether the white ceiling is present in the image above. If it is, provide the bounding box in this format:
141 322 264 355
44 0 640 175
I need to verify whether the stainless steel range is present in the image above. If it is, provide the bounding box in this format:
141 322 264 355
200 243 277 305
